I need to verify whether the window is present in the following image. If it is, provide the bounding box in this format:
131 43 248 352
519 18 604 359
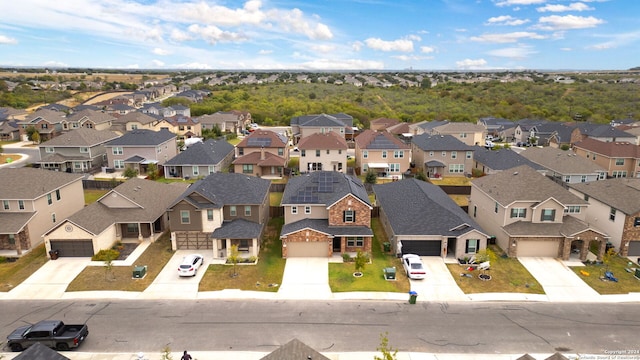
45 147 54 153
326 149 330 155
180 210 190 224
449 164 464 173
244 206 251 216
316 150 320 157
80 147 89 153
2 200 9 210
208 166 215 174
112 147 123 155
230 206 237 216
207 209 214 221
473 205 477 218
192 166 199 176
127 223 139 233
344 210 355 223
18 200 24 210
51 213 56 223
47 194 52 205
451 151 457 159
541 209 556 221
291 206 298 214
564 176 571 183
609 207 616 221
394 150 404 158
114 160 124 169
301 149 306 157
564 206 581 214
304 206 311 214
382 151 387 159
238 148 244 156
309 163 323 171
494 202 499 213
278 148 284 156
442 151 446 157
510 208 526 218
363 150 368 159
634 217 640 227
615 158 624 166
242 164 253 174
429 151 434 157
583 194 590 201
346 237 364 247
466 151 472 159
338 149 342 154
8 234 15 245
131 124 138 130
55 189 60 201
465 239 479 254
460 133 467 138
580 175 587 183
389 163 400 172
612 171 627 178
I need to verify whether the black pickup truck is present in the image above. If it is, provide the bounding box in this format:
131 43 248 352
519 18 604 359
6 320 89 352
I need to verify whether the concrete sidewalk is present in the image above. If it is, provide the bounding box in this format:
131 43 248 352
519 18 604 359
518 257 601 302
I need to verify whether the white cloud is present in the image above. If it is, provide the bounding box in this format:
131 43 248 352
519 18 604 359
455 58 488 70
152 59 165 67
535 15 604 30
351 41 363 52
272 8 333 40
42 60 67 67
406 34 422 41
258 49 273 55
153 48 170 56
560 47 573 51
537 2 594 12
174 62 213 70
420 46 435 53
495 0 546 6
470 31 546 43
587 30 640 50
188 24 247 44
0 35 18 44
392 55 434 61
170 29 193 42
487 45 537 59
178 0 266 26
300 58 384 70
310 44 335 53
364 38 414 52
486 15 530 26
126 64 140 69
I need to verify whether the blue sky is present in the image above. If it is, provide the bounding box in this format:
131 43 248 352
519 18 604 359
0 0 638 70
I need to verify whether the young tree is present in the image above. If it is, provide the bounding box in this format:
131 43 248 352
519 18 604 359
123 167 138 179
228 244 240 277
31 131 40 144
414 171 427 181
374 332 398 360
146 163 159 180
365 170 377 184
354 250 368 275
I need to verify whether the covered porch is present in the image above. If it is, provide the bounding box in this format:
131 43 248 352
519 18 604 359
212 219 264 259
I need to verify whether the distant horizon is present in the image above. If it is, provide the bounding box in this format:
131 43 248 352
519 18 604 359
1 1 638 71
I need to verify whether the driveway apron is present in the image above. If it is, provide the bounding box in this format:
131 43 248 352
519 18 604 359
407 257 468 302
6 258 91 299
519 257 600 302
277 258 331 300
140 251 211 299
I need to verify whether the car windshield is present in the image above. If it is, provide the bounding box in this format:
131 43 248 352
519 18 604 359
179 264 192 269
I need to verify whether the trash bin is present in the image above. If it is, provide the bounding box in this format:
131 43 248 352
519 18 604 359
383 242 391 252
384 267 396 280
49 250 59 260
409 291 418 304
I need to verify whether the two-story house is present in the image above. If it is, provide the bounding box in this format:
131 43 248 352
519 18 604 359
519 146 607 183
168 173 270 259
468 165 609 260
429 121 487 146
369 117 400 131
374 178 489 259
0 168 84 257
104 129 177 175
64 109 116 131
290 113 353 144
197 111 252 135
163 138 235 179
354 129 411 178
43 178 188 257
279 171 373 258
568 179 640 257
18 109 66 141
156 115 201 140
232 130 288 178
297 132 348 173
110 111 161 134
37 128 120 173
472 146 545 175
572 138 640 178
411 134 475 179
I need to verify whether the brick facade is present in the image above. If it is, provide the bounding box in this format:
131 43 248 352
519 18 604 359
328 195 371 227
620 211 640 257
282 229 332 258
509 230 606 260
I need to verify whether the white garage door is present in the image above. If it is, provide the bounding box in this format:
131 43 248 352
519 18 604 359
518 240 560 257
287 242 329 257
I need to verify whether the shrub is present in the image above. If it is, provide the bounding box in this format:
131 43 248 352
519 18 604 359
92 249 120 261
0 256 7 263
342 253 352 262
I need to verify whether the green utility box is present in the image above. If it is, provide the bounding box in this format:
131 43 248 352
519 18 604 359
384 267 396 280
635 268 640 281
133 265 147 279
383 242 391 252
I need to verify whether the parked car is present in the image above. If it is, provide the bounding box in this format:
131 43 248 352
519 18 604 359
402 254 426 280
485 140 495 149
6 320 89 352
178 254 204 277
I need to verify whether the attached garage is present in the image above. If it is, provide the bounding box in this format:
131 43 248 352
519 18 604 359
49 240 94 257
517 240 560 257
628 241 640 256
286 242 329 257
175 232 212 250
400 240 442 256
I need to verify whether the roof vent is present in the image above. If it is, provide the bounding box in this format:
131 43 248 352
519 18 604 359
513 171 519 175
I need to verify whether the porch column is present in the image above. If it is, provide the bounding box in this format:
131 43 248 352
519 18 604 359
251 238 258 257
149 223 155 241
597 237 606 261
580 240 590 262
15 233 23 256
138 222 143 241
212 237 219 258
561 237 571 261
225 239 231 257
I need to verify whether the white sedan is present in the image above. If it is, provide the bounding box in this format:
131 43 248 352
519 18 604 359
177 254 204 277
402 254 426 280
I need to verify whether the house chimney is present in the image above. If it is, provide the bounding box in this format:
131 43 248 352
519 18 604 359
260 146 265 160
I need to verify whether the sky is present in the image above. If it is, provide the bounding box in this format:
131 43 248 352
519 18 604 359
0 0 638 71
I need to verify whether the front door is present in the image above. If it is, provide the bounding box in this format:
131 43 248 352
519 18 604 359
333 238 341 252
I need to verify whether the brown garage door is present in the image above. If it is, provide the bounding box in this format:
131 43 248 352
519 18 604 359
628 241 640 256
517 240 560 257
49 240 94 257
287 242 329 257
176 232 212 249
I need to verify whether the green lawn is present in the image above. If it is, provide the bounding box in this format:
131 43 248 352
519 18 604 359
270 192 283 206
570 255 640 294
84 189 108 205
0 244 48 292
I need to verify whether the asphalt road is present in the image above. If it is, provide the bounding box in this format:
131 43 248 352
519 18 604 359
1 300 638 355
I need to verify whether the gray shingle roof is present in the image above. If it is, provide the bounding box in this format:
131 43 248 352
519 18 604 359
0 168 83 199
165 139 234 165
471 165 587 207
519 146 606 175
503 214 595 237
281 218 373 237
291 113 351 128
374 178 486 236
39 128 119 147
105 129 175 146
569 178 640 215
0 212 37 233
472 146 545 171
281 171 370 207
260 338 330 360
212 218 264 239
172 173 271 209
412 133 475 151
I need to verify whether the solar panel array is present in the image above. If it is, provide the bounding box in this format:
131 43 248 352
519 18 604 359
247 137 272 147
368 135 398 149
290 186 319 203
316 172 337 193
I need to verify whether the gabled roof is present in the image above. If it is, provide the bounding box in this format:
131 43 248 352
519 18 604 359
432 121 486 133
386 122 411 135
0 168 83 199
163 115 199 126
519 147 606 175
105 129 175 146
21 109 66 124
298 131 348 150
280 218 373 237
237 129 287 148
369 117 400 128
65 109 116 124
260 338 330 360
355 129 409 150
62 178 189 235
13 342 70 360
212 218 263 239
281 171 370 207
472 146 545 171
412 133 475 151
291 113 348 127
478 116 513 128
38 103 70 112
573 122 635 139
112 111 158 125
472 165 587 207
569 178 640 215
39 128 119 147
573 137 640 158
171 173 270 210
374 178 487 237
503 214 603 238
165 138 234 166
232 151 287 166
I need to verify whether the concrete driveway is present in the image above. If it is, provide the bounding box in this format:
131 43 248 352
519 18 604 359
277 258 332 300
140 250 213 299
4 258 91 299
519 257 600 302
405 257 468 302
